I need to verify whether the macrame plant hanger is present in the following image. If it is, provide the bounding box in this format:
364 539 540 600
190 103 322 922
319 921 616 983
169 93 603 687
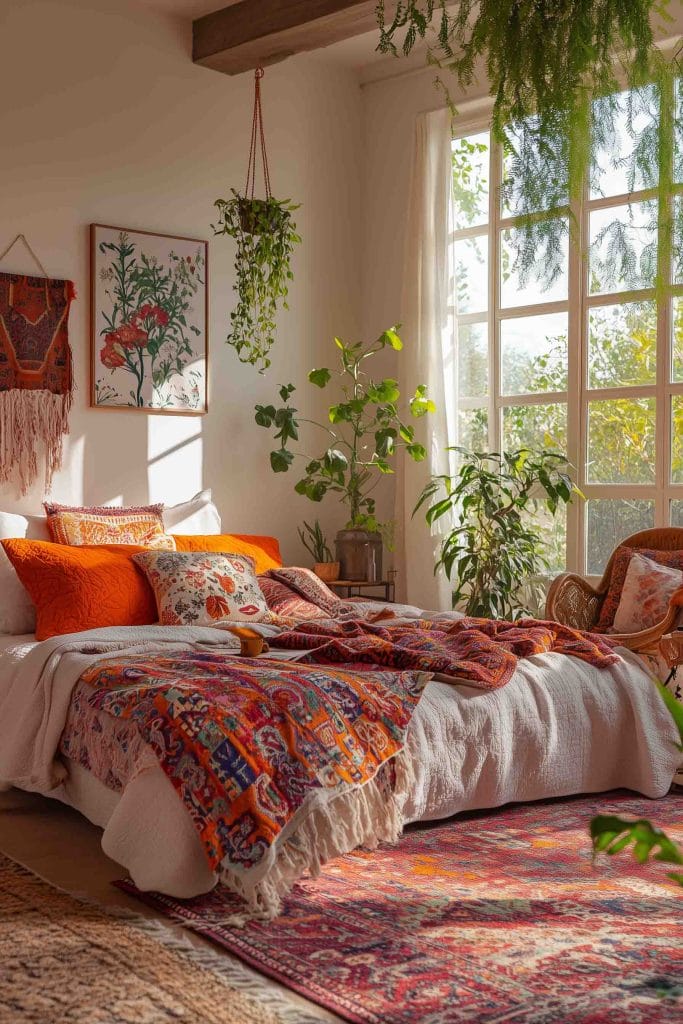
245 67 272 201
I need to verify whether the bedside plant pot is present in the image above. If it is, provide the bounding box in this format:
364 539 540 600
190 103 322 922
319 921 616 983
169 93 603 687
335 529 382 582
313 561 340 583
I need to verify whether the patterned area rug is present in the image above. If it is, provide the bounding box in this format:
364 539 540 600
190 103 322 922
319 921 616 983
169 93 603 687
117 791 683 1024
0 853 317 1024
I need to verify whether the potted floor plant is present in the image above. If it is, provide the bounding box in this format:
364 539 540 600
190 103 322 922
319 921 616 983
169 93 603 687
298 519 340 582
414 447 581 619
255 327 434 580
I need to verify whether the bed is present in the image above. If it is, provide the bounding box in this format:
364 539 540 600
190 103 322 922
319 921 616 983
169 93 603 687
0 621 677 905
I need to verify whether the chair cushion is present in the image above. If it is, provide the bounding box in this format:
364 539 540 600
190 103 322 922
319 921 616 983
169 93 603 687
611 552 683 634
596 545 683 631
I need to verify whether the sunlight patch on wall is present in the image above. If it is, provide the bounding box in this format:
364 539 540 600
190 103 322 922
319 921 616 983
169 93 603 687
147 416 203 504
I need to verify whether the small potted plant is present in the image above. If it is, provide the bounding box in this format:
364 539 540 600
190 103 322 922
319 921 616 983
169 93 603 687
298 519 340 582
255 326 434 579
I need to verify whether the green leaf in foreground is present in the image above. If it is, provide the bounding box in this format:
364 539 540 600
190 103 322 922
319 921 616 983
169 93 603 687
590 814 683 887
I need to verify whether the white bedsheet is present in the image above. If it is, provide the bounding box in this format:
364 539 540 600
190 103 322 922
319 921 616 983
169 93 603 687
0 629 679 899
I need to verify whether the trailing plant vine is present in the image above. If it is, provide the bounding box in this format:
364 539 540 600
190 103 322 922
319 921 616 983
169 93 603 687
213 191 300 372
376 1 683 293
213 67 301 373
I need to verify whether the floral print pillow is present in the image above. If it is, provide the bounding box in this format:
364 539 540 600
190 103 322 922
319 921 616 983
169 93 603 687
133 551 272 626
596 545 683 631
611 552 683 634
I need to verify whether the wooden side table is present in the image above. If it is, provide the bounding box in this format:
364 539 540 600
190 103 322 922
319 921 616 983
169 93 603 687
328 579 396 603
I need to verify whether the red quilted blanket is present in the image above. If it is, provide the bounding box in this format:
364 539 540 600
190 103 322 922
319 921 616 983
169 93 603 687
270 616 619 689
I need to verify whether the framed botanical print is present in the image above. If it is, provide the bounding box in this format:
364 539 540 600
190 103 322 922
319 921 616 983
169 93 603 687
90 224 208 414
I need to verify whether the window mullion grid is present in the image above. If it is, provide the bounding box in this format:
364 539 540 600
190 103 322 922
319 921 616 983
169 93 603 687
657 73 675 528
567 161 588 573
489 137 503 452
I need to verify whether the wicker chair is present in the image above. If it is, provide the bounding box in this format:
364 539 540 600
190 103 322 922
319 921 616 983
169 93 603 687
545 527 683 653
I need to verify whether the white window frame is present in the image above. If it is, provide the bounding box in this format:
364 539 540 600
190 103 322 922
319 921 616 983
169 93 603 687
451 82 683 576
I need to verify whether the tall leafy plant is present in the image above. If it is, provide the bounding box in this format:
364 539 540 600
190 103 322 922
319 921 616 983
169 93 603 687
254 327 434 534
376 1 682 292
414 448 581 619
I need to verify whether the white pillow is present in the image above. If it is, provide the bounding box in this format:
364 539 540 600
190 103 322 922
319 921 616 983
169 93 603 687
612 552 683 634
0 491 221 635
164 489 221 535
0 514 40 634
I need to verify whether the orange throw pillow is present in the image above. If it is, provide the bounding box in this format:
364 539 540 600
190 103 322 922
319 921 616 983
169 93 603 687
1 539 157 640
174 534 282 575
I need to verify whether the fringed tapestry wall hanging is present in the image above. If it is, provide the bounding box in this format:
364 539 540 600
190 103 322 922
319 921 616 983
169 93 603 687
213 67 301 373
0 235 74 496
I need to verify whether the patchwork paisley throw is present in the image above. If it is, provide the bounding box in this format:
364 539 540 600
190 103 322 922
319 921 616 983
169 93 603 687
270 616 620 689
0 273 75 493
80 651 428 919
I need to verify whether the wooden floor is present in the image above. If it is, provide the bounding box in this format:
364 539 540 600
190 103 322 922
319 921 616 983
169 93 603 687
0 787 338 1023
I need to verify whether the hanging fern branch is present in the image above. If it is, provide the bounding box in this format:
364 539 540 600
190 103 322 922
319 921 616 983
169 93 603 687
376 1 682 293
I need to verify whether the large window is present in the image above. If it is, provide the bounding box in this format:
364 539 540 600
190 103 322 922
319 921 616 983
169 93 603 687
451 81 683 576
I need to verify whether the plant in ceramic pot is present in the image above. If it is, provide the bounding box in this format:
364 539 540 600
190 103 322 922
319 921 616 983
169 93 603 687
213 189 300 373
298 519 340 582
255 327 434 580
414 447 582 619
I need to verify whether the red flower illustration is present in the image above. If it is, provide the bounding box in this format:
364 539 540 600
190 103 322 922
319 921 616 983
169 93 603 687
116 322 148 348
101 342 126 369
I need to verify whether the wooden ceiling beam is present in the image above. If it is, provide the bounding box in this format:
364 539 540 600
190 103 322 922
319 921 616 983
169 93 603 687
193 0 379 76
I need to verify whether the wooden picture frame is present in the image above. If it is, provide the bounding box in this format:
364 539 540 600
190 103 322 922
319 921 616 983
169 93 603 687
90 224 208 415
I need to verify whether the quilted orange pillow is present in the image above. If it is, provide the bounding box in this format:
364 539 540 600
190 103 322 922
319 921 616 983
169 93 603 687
44 502 175 550
174 534 282 575
1 539 157 640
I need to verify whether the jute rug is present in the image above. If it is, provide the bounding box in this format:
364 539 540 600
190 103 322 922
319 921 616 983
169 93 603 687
119 791 683 1024
0 853 322 1024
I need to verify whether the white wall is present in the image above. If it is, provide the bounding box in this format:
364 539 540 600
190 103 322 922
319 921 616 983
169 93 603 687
0 0 363 562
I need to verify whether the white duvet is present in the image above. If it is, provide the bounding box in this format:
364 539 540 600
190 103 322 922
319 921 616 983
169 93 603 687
0 625 679 902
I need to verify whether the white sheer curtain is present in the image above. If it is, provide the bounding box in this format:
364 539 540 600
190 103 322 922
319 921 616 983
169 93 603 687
394 107 456 611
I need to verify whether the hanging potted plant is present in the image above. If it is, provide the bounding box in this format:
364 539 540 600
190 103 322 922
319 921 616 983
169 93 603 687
255 326 434 580
213 68 301 373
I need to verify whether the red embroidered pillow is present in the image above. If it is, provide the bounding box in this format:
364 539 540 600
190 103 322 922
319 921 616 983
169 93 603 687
258 576 328 621
596 545 683 631
265 567 342 615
